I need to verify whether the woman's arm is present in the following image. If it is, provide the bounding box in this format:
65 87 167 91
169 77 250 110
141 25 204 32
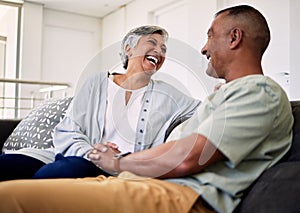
53 73 106 157
53 116 94 157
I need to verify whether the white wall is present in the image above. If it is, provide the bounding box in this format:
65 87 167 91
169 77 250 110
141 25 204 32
151 0 218 99
42 9 102 95
290 0 300 100
102 7 125 49
0 5 19 79
0 4 19 118
20 2 43 80
20 2 102 96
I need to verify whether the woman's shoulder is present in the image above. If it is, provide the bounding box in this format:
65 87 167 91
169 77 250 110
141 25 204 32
81 71 108 85
87 71 108 80
151 79 178 90
151 79 199 101
75 71 109 95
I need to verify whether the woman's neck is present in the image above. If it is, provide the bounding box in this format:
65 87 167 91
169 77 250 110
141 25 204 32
113 69 151 90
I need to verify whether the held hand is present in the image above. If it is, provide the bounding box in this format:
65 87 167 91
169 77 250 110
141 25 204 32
105 142 121 154
87 144 117 174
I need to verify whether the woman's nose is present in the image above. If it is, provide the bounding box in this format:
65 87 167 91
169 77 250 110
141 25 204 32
154 48 165 56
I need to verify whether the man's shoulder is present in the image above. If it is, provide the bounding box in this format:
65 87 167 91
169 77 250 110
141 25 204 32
223 75 286 100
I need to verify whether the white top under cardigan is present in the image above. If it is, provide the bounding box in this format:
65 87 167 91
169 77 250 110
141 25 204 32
53 71 201 158
101 76 147 153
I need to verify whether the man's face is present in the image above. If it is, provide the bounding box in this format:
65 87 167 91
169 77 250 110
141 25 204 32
201 13 230 79
205 61 218 78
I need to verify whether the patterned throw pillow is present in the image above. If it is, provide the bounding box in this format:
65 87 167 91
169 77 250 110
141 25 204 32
2 97 72 151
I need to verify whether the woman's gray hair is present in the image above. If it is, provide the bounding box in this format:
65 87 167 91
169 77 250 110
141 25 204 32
120 25 169 69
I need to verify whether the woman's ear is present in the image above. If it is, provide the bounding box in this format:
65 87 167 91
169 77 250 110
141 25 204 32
229 28 242 49
125 45 132 58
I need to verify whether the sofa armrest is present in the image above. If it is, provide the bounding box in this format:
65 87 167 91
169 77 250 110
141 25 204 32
0 119 21 152
164 115 191 141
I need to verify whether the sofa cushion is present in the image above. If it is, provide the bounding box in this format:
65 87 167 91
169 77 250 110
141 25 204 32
236 161 300 213
286 101 300 161
2 97 72 152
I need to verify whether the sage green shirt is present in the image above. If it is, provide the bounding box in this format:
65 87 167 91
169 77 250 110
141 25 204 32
166 75 293 213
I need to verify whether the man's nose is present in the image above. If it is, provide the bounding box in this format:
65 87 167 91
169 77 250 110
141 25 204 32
201 46 207 55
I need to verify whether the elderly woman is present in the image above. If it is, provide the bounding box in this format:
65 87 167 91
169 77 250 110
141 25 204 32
30 25 200 178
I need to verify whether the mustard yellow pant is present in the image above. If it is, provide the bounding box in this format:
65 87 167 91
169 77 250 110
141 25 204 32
0 172 214 213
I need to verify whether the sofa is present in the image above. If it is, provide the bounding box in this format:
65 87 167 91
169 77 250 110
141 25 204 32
0 119 20 151
0 100 300 213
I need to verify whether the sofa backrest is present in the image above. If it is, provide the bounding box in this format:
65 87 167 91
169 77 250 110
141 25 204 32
0 119 21 152
281 101 300 161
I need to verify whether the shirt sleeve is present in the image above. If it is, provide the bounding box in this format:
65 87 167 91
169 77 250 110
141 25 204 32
53 73 103 157
53 114 93 157
197 81 279 167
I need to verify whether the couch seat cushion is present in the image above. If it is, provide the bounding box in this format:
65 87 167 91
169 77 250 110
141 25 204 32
237 161 300 213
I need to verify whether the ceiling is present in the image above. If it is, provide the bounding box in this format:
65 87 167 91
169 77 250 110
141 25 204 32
26 0 134 18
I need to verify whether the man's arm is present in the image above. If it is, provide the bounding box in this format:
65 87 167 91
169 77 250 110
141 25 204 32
89 133 224 178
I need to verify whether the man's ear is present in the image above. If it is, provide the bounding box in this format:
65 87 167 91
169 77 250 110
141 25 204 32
229 28 242 48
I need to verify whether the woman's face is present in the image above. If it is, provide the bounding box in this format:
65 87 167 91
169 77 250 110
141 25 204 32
127 33 167 74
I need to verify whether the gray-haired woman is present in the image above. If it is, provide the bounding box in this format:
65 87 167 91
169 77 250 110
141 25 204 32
31 25 201 178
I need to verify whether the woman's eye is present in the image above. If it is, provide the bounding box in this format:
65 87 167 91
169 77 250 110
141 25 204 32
148 40 156 45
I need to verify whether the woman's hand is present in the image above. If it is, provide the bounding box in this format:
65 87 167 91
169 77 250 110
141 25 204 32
105 142 121 154
87 143 118 174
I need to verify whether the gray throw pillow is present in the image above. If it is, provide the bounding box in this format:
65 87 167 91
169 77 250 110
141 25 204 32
2 97 72 152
